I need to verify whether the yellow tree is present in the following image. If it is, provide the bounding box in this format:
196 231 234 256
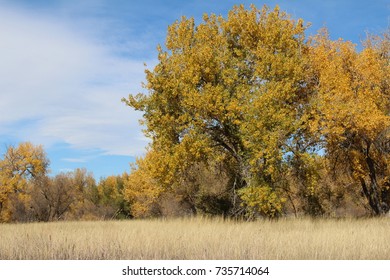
123 5 312 217
123 150 164 218
309 29 390 215
97 173 130 218
0 142 49 222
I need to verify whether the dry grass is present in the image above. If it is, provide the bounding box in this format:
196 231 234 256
1 217 390 260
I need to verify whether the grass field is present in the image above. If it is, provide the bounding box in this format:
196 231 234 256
1 217 390 260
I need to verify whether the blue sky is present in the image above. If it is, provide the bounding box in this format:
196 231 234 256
0 0 389 179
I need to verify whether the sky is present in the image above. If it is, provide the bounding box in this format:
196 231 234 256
0 0 389 179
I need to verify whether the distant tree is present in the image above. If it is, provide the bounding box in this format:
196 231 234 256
0 142 49 222
29 172 80 221
29 168 98 221
97 173 131 219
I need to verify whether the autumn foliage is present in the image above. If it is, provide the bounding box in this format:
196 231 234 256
0 143 131 222
123 5 390 218
1 5 389 223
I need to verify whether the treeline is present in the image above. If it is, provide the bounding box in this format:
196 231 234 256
0 142 130 222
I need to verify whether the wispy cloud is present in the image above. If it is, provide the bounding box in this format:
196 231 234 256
62 158 88 163
2 0 388 165
0 2 153 156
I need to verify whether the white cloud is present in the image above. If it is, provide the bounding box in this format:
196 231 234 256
0 3 154 156
62 157 88 163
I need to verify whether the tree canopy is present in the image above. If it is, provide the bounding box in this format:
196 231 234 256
123 4 390 218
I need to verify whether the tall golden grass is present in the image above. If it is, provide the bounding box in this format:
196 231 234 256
1 217 390 260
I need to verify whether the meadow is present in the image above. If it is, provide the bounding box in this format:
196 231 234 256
1 217 390 260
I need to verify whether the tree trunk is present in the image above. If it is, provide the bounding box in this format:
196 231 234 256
361 154 384 215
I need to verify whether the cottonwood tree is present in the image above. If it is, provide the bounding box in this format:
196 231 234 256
309 29 390 215
124 5 389 218
123 5 313 218
0 142 49 222
30 168 99 221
